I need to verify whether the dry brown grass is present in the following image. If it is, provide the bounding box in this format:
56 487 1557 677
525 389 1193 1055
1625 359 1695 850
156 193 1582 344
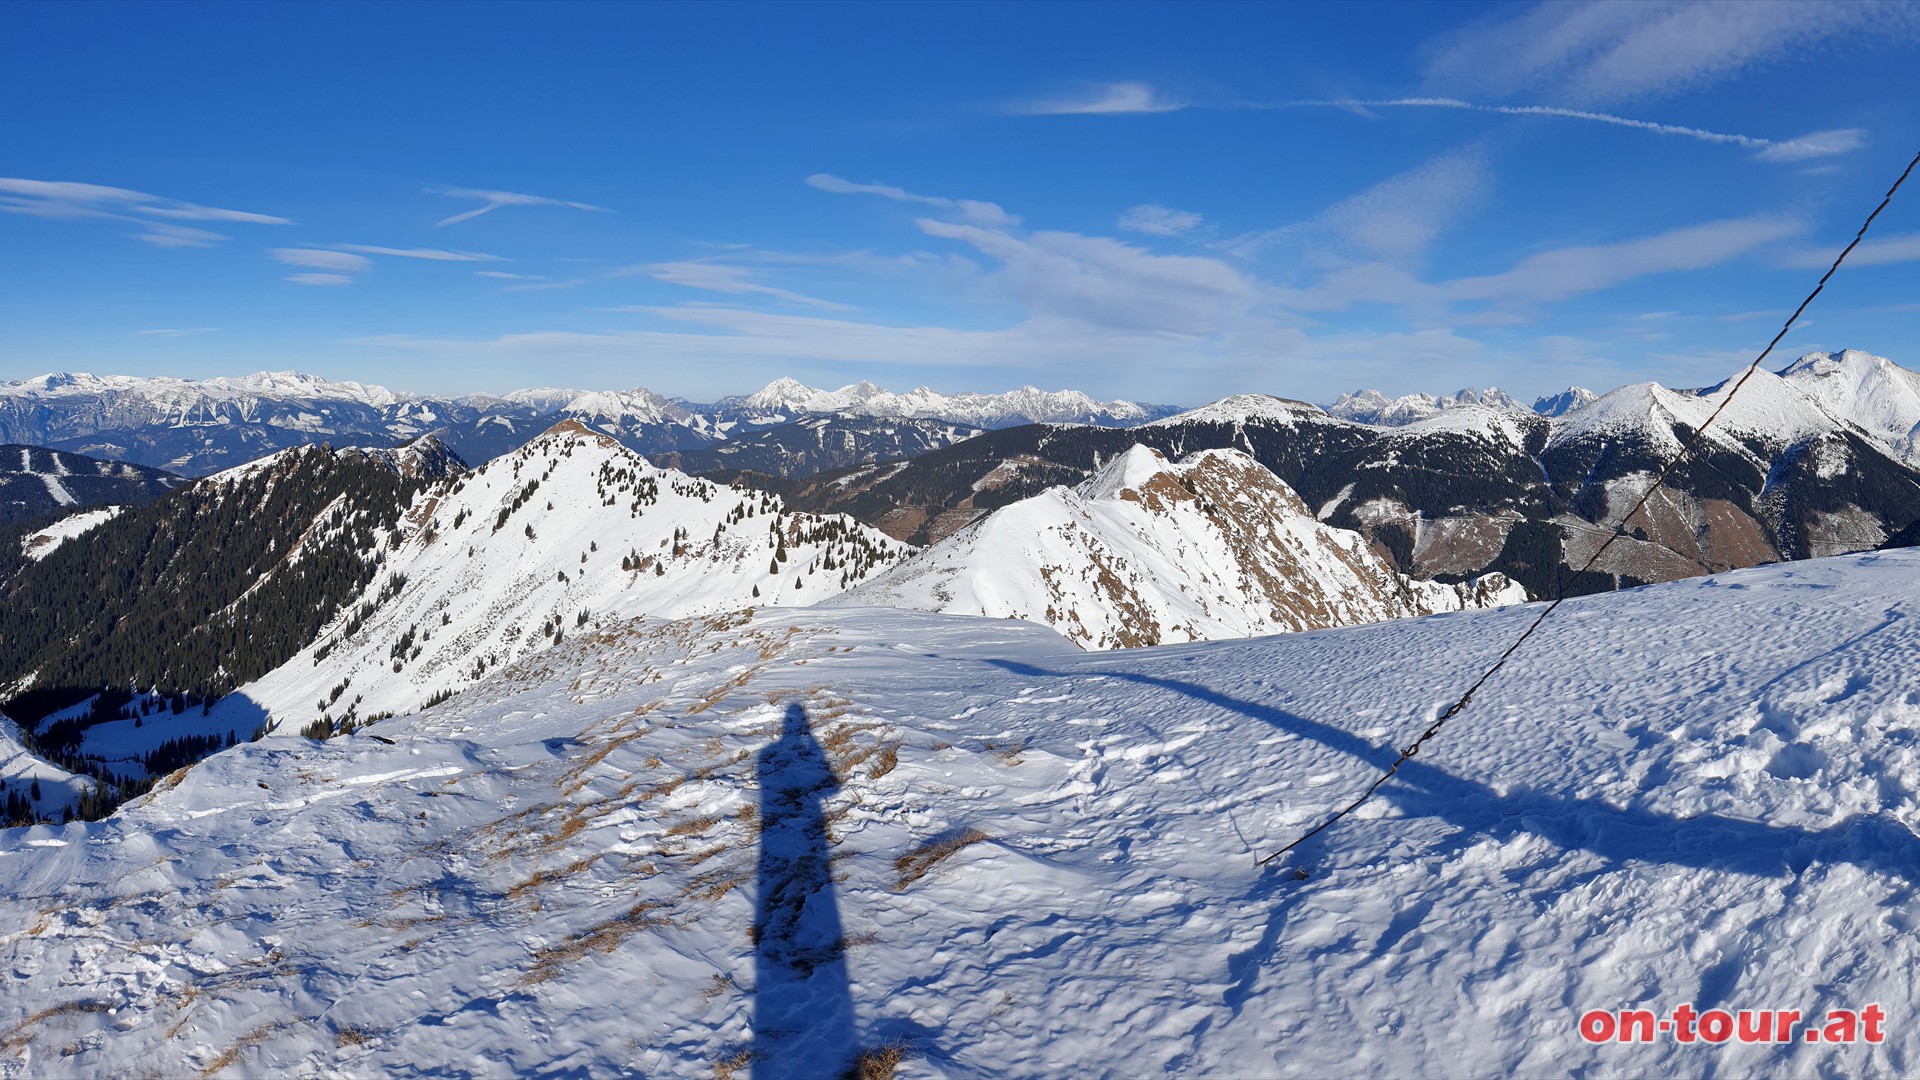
555 700 663 795
682 865 752 903
851 1043 908 1080
984 738 1027 765
712 1050 754 1080
336 1026 375 1047
664 814 721 838
198 1021 277 1077
506 854 602 901
868 742 900 779
697 973 735 1006
1 1000 110 1052
894 828 991 890
524 901 668 984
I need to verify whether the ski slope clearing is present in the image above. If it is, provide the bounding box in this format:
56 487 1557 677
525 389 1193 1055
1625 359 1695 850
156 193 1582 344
18 506 120 560
2 551 1919 1076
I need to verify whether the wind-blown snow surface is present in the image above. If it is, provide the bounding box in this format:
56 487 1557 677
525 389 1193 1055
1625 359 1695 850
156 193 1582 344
7 550 1919 1075
835 445 1524 649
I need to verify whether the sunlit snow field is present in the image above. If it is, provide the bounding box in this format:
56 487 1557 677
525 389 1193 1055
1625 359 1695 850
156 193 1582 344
2 550 1918 1076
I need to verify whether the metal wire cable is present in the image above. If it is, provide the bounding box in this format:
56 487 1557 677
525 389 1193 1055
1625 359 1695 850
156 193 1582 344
1257 146 1920 868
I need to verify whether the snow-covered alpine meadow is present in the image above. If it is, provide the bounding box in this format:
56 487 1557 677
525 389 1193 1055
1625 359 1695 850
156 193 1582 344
2 547 1918 1076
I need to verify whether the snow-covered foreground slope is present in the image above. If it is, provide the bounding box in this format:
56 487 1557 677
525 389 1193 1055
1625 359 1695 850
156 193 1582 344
5 550 1920 1075
835 445 1523 648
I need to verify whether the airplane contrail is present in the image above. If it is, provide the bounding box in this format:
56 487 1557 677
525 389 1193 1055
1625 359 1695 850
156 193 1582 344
1263 98 1857 160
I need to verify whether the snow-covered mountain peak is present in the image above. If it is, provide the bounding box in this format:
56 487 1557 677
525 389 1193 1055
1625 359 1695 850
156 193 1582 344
741 376 817 409
1388 401 1541 446
498 386 587 413
1325 386 1525 426
205 370 406 406
16 371 98 393
547 388 690 426
1778 349 1920 464
1781 348 1896 380
837 445 1521 649
1549 366 1846 459
235 421 913 725
531 416 619 444
202 434 466 487
1075 443 1179 501
1533 386 1598 417
1149 394 1326 428
384 433 468 478
735 378 1164 428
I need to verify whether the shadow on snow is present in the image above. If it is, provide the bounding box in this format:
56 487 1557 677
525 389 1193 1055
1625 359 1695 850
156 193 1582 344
752 702 855 1077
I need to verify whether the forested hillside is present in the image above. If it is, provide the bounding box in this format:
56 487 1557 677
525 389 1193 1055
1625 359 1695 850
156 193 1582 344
0 442 458 733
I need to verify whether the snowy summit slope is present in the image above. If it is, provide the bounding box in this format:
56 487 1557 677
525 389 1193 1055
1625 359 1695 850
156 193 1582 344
835 445 1524 649
1780 348 1920 465
239 420 910 729
1 551 1919 1075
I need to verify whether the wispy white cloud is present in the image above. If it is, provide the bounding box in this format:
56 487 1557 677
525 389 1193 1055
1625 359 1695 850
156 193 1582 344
1778 231 1920 269
137 223 228 249
0 178 291 224
286 273 355 287
635 262 852 310
916 218 1260 336
498 277 593 292
333 244 503 261
1753 128 1869 162
349 309 1244 376
1444 214 1806 303
134 327 219 337
1227 145 1492 280
1313 147 1492 260
476 270 544 280
0 176 290 246
1421 1 1918 105
806 174 1016 227
1247 155 1803 317
1118 205 1203 237
1009 81 1185 116
272 248 373 272
434 187 610 227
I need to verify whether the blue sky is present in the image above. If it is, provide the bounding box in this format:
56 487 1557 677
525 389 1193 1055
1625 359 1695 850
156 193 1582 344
4 0 1919 406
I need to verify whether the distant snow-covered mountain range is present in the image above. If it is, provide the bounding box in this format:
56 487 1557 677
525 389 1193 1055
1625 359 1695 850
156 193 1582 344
1324 384 1597 425
775 350 1920 598
0 371 1175 477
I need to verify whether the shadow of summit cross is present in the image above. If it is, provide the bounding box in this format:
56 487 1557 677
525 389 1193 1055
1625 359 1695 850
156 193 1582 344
752 703 855 1077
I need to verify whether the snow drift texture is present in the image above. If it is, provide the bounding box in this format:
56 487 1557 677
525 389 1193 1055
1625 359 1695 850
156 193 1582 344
0 550 1917 1075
